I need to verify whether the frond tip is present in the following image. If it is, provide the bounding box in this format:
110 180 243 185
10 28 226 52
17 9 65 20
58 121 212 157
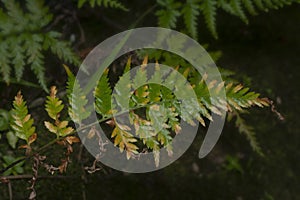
11 91 37 146
65 65 90 125
77 0 128 11
111 123 139 159
44 86 74 137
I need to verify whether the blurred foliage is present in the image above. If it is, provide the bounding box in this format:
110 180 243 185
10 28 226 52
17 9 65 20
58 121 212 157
155 0 299 38
0 0 79 91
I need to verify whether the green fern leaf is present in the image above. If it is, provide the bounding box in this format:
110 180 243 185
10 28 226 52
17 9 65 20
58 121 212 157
182 0 200 39
230 111 263 155
131 112 162 167
242 0 258 14
44 86 74 137
218 0 236 15
0 0 79 91
78 0 128 11
10 37 26 81
65 65 90 125
156 0 181 28
44 32 80 66
230 0 249 23
30 51 47 92
26 0 53 28
0 41 10 83
131 57 150 106
253 0 266 10
113 59 132 111
201 0 218 39
45 86 64 120
2 0 26 31
11 91 37 145
94 68 113 117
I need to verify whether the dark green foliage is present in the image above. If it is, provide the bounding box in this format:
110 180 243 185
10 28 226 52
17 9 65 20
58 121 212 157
1 155 25 176
0 0 79 91
94 68 113 118
182 0 201 39
156 0 182 28
155 0 298 38
65 65 90 125
77 0 128 10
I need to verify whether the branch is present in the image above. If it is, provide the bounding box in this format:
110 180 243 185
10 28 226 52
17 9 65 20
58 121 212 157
0 157 27 175
0 174 78 181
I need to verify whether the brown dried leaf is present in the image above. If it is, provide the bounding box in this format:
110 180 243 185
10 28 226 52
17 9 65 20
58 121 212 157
28 133 37 145
66 136 80 145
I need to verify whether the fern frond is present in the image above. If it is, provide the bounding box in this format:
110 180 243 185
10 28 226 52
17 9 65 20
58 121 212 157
0 41 10 83
94 68 113 118
44 32 80 66
156 0 181 28
45 86 74 137
113 60 133 111
201 0 218 39
182 0 200 39
26 0 53 28
10 36 26 81
86 56 271 163
131 57 150 106
242 0 258 14
131 111 164 167
24 34 46 91
230 0 249 23
229 111 263 155
218 0 236 15
78 0 128 11
11 91 37 145
225 83 269 110
0 0 79 91
45 86 64 121
194 77 269 113
155 0 298 38
65 65 90 125
111 124 138 159
253 0 266 10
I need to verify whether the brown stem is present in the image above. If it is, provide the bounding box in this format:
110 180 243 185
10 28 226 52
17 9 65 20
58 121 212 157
8 180 12 200
1 175 78 180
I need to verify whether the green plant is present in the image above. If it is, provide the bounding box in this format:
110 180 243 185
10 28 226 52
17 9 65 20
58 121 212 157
2 155 25 176
77 0 128 10
0 0 79 91
1 57 269 172
155 0 299 38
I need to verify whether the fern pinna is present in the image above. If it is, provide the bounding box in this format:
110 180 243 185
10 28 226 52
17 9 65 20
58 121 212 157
77 0 128 10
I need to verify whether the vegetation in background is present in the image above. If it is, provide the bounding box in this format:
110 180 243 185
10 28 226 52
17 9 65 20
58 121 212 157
0 0 296 199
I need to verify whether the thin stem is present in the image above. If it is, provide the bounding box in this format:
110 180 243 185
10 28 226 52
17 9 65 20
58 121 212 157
1 175 78 180
8 180 12 200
